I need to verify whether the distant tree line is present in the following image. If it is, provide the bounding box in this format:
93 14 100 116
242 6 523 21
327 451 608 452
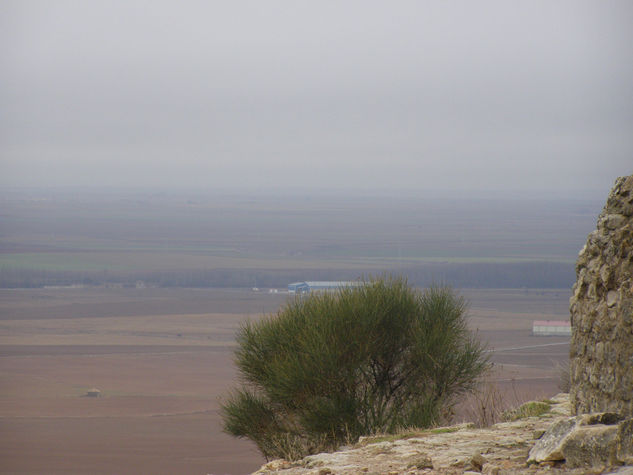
402 261 575 289
0 261 574 289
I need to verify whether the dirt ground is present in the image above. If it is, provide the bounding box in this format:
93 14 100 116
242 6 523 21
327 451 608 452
0 287 571 475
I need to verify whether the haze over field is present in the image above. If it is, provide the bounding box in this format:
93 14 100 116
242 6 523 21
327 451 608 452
0 190 605 289
1 1 632 194
1 2 632 474
2 1 632 289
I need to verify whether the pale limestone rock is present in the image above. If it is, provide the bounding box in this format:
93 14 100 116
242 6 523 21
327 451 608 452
608 466 633 475
463 452 486 471
528 411 632 469
527 417 579 463
618 419 633 465
406 454 433 470
562 423 619 468
481 465 501 475
607 290 618 307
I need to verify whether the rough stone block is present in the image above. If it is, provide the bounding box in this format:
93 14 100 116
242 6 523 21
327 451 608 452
618 419 633 464
562 424 619 468
527 417 579 463
528 413 633 469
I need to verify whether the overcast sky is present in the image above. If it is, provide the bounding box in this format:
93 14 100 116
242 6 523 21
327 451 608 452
1 1 632 194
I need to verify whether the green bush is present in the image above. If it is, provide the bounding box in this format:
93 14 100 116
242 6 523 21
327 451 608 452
221 277 489 460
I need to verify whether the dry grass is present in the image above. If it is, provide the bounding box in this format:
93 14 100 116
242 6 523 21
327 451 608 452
356 426 462 446
556 360 571 393
503 401 551 421
459 373 557 428
461 378 507 428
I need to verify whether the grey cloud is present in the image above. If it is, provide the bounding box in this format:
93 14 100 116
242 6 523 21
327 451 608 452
1 0 632 192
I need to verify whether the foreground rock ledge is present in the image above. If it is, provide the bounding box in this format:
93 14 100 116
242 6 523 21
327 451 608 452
251 394 632 475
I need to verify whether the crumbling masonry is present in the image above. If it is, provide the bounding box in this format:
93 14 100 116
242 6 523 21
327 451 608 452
570 175 633 416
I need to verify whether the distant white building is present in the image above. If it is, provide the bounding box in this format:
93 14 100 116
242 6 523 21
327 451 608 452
288 281 361 294
532 320 571 336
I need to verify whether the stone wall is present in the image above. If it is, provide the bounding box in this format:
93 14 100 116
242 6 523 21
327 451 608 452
570 175 633 416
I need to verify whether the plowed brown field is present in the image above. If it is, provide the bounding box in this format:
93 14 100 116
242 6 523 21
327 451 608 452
0 288 570 474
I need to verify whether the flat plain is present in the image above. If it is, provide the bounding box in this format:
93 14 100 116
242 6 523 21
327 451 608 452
0 190 586 473
0 190 601 289
0 287 571 475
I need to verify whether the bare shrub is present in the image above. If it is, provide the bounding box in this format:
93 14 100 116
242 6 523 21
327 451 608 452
461 378 505 428
460 374 559 428
556 360 571 393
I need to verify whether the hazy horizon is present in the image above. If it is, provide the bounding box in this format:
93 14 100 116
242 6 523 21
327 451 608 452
2 1 632 195
3 4 628 470
0 181 614 203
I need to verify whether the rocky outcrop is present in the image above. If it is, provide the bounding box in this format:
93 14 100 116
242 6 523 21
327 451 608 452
253 394 581 474
569 175 633 417
528 412 633 469
251 395 632 474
